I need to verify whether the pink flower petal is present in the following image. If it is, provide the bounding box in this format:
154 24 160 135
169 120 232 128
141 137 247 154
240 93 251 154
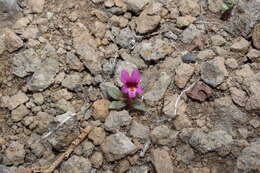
128 89 137 98
136 84 144 95
121 86 128 94
131 69 141 83
120 70 130 84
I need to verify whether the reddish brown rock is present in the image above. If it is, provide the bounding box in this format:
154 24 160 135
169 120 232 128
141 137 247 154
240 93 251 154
187 81 213 101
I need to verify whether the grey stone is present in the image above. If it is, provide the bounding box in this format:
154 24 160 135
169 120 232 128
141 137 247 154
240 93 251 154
128 166 149 173
4 29 23 53
0 33 6 55
247 48 260 63
182 52 197 63
114 27 136 49
27 58 60 91
181 24 203 44
3 142 25 166
129 121 149 139
175 63 195 88
178 0 200 16
144 72 172 102
7 91 29 110
228 0 260 37
176 15 196 28
62 73 82 91
231 37 250 54
66 52 84 71
120 51 147 69
90 152 103 168
27 0 45 13
88 127 106 145
197 49 216 59
151 149 174 173
201 60 225 87
237 141 260 173
138 37 173 62
253 23 260 50
135 11 161 34
211 35 226 46
176 144 195 163
60 155 92 173
123 0 149 14
47 116 80 151
214 97 248 134
150 125 178 146
72 24 103 75
189 129 233 155
12 49 41 78
101 132 137 161
104 110 132 132
163 94 186 119
11 104 29 122
35 112 55 135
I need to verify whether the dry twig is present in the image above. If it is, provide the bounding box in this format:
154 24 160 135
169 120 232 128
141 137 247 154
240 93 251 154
13 125 95 173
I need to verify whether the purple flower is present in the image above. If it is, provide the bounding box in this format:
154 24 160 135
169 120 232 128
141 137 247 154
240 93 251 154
120 69 144 98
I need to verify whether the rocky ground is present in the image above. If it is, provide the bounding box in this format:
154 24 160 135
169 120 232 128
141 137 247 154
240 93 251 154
0 0 260 173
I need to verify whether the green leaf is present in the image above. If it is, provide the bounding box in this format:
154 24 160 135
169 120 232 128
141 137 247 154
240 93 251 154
109 101 127 110
220 3 229 12
107 87 123 100
132 102 146 112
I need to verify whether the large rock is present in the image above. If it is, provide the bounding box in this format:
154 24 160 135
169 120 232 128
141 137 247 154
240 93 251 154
138 37 173 62
4 29 23 53
228 0 260 37
144 72 172 102
163 94 187 119
151 149 174 173
201 60 225 87
104 110 132 132
150 125 178 146
11 104 29 122
178 0 200 17
101 132 137 161
114 27 136 49
237 141 260 173
12 49 41 78
27 0 45 13
92 99 110 121
3 142 25 166
129 121 150 139
0 33 6 55
72 23 103 75
181 24 203 43
189 130 233 155
135 6 161 34
253 23 260 50
27 58 59 91
230 37 250 54
7 91 29 110
60 155 92 173
62 73 82 91
175 63 195 88
243 72 260 113
123 0 149 14
214 97 248 135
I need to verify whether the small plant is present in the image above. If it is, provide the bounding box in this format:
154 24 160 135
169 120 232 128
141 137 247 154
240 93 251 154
220 0 237 13
219 0 237 20
107 69 145 111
